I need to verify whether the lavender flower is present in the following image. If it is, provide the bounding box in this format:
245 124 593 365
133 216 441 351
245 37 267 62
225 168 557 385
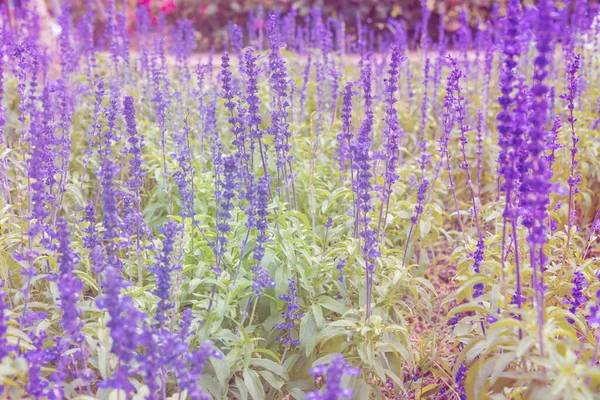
277 278 303 347
55 219 84 340
149 221 181 325
587 290 600 330
51 219 90 394
215 155 237 254
122 96 145 191
432 58 463 235
450 56 485 298
377 45 406 237
221 52 249 166
57 2 76 77
267 14 294 205
251 176 274 297
412 178 429 226
418 58 430 141
336 258 347 283
454 364 468 400
566 270 587 323
244 47 269 179
337 82 355 175
173 117 195 220
475 111 484 199
24 331 50 398
179 341 223 400
520 0 556 356
562 53 582 256
229 23 245 60
27 84 58 240
307 354 360 400
350 54 379 320
151 37 170 188
0 283 10 360
496 0 526 316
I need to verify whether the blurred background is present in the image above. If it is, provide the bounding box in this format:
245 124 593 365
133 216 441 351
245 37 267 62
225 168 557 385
2 0 599 50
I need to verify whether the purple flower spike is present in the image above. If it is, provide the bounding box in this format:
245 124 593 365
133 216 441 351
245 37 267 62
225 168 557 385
277 278 303 348
307 354 360 400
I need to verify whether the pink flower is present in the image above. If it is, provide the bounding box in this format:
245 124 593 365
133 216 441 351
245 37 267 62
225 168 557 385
161 0 177 14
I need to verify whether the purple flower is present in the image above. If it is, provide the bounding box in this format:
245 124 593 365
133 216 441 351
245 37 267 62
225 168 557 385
418 58 430 141
336 258 347 283
151 37 169 178
149 221 181 325
587 291 600 330
251 177 274 297
267 14 294 203
179 341 223 400
0 283 10 360
173 116 196 220
337 82 355 174
27 84 59 241
307 354 360 400
277 278 303 347
122 96 145 191
380 45 405 204
455 363 468 400
212 154 238 276
24 331 51 398
55 219 84 340
243 47 269 179
566 270 587 323
57 2 76 77
351 55 379 320
519 0 556 356
0 28 5 143
562 53 582 254
229 23 245 61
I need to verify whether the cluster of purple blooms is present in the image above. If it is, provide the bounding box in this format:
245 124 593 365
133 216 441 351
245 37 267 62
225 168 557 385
277 278 303 348
307 354 360 400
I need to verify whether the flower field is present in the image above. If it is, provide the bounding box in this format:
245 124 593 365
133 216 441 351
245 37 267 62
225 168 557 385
2 0 600 399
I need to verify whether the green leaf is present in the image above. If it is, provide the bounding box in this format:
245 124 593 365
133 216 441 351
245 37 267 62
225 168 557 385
300 313 318 357
235 376 249 400
251 358 288 379
318 296 346 314
211 355 231 395
312 304 325 329
243 368 265 400
446 303 488 319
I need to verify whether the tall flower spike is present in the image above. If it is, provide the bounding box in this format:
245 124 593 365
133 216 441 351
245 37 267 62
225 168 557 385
562 53 581 257
450 55 485 298
351 54 379 321
378 45 406 237
55 219 84 340
251 176 274 297
566 270 587 324
337 82 355 176
0 282 11 360
277 278 303 348
307 354 360 400
520 0 556 356
52 219 88 396
149 221 181 325
495 0 525 315
243 47 269 180
179 341 223 400
267 14 294 205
